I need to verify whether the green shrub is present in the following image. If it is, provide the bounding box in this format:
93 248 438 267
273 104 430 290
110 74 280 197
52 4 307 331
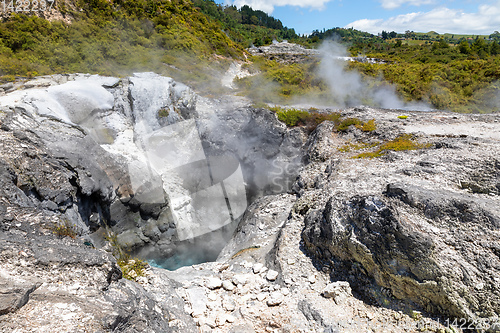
359 119 376 131
352 151 384 159
274 107 309 127
337 117 362 131
271 106 342 132
117 255 148 282
105 229 147 282
158 108 169 117
338 141 378 152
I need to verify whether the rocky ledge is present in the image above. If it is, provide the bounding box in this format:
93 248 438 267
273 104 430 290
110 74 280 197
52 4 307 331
248 42 319 64
0 73 499 332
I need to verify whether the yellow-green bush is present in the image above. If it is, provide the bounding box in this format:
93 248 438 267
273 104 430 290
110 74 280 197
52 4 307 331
351 134 430 159
270 106 342 132
117 256 148 282
52 220 77 239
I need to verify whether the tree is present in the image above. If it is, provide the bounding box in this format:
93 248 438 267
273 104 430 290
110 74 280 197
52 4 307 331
458 40 471 54
490 40 500 55
404 30 414 38
490 31 500 41
472 37 488 57
381 30 388 40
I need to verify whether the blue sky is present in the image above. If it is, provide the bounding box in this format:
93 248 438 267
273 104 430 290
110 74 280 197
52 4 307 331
215 0 500 36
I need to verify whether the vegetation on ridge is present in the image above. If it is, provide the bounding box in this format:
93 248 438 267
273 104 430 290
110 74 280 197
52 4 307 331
0 0 243 91
270 106 377 134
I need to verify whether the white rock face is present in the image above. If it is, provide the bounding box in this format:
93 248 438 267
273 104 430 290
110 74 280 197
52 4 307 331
0 73 251 248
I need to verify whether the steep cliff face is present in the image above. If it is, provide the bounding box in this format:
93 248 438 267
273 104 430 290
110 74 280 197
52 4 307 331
0 73 305 267
1 73 499 332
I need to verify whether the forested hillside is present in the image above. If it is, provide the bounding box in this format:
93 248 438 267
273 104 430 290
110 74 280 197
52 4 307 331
239 27 500 113
0 0 243 89
192 0 298 46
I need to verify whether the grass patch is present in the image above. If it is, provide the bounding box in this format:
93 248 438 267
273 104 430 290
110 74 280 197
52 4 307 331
272 107 309 127
105 229 147 282
337 117 362 131
352 151 384 159
360 119 377 131
351 134 430 159
117 255 148 282
52 220 77 239
380 133 429 151
158 108 170 118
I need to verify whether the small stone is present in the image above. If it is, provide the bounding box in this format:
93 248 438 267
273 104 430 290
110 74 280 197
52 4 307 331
266 291 284 306
281 288 290 296
136 276 148 285
222 280 235 291
226 314 236 323
207 292 218 301
238 287 250 295
233 274 248 286
266 270 279 281
257 293 267 301
222 297 236 312
206 277 222 290
216 313 226 327
206 317 216 328
253 263 264 274
308 275 316 284
322 281 352 304
284 278 293 285
200 324 212 333
287 258 295 265
242 261 253 269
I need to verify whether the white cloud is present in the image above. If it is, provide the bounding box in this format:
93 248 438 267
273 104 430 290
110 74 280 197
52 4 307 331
346 2 500 34
226 0 332 14
380 0 435 10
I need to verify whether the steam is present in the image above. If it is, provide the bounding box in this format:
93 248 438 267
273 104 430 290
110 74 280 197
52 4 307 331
131 93 304 270
317 41 431 111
